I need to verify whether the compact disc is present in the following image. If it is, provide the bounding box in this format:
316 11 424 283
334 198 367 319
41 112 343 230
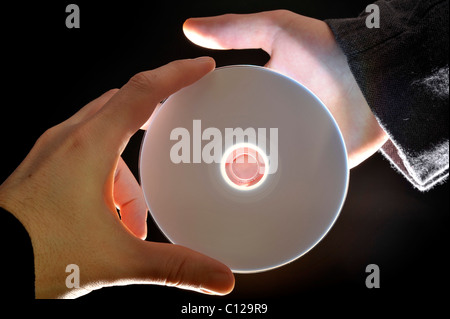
139 65 348 273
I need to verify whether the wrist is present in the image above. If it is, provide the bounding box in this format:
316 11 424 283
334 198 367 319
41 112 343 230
0 196 36 298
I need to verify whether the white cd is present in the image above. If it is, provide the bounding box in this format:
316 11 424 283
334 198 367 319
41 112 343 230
139 65 348 273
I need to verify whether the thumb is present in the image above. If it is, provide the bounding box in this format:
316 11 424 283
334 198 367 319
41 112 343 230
86 57 215 155
183 11 285 53
117 239 235 295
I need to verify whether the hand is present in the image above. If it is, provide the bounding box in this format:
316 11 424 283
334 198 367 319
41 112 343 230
183 10 388 168
0 58 235 298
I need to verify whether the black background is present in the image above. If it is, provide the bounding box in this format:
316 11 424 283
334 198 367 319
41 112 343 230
1 0 447 315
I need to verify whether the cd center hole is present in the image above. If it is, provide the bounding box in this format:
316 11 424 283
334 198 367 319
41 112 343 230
231 153 259 181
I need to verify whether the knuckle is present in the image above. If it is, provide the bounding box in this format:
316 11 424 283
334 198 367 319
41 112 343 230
66 125 88 150
272 9 294 18
39 125 58 143
167 59 185 70
163 248 193 288
269 9 295 25
56 123 94 154
127 71 157 93
35 123 64 147
165 60 189 82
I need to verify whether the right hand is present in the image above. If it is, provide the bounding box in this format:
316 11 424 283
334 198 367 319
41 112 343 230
0 58 235 298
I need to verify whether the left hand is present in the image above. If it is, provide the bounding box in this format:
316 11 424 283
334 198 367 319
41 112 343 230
183 10 389 168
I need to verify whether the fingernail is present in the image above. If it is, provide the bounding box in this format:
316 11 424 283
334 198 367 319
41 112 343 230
193 56 213 63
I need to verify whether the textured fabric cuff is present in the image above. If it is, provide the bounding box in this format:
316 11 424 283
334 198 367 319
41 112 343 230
325 0 449 191
381 138 448 191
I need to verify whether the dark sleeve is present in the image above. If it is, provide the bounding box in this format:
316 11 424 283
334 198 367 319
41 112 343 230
325 0 449 191
0 206 35 299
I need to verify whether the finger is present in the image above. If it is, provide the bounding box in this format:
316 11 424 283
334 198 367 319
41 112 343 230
183 11 285 53
114 157 147 240
88 57 215 153
120 239 235 295
66 89 119 125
